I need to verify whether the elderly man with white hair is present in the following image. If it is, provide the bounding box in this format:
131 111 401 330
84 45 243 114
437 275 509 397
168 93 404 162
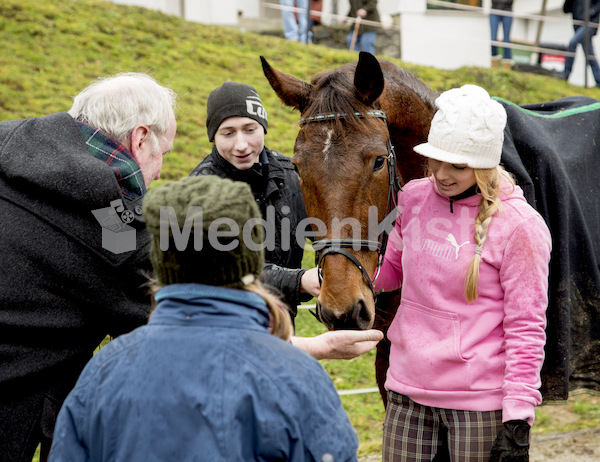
0 72 177 462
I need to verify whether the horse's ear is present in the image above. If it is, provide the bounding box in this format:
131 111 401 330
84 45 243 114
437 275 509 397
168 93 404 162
354 52 384 106
260 56 312 112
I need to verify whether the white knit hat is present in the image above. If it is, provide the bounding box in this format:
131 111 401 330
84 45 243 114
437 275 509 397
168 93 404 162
414 84 507 169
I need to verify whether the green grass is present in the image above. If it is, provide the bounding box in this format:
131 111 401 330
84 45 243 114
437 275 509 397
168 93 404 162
535 392 600 434
6 0 600 460
3 0 600 187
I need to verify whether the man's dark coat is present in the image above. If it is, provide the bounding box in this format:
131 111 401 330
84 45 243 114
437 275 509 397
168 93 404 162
0 113 152 461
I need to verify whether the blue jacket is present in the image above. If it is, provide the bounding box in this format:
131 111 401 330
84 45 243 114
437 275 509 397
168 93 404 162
49 284 359 462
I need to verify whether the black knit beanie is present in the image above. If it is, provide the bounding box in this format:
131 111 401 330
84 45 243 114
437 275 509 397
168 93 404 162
143 175 265 288
206 81 268 142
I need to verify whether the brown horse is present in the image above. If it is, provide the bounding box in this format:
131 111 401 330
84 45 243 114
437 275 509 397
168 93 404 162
261 52 600 405
261 52 435 324
261 52 438 402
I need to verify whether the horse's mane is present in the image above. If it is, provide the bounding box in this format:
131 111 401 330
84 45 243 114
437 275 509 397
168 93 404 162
303 60 438 128
303 62 381 131
389 64 439 110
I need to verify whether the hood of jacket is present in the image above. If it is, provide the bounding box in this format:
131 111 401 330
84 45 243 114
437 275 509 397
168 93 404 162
151 283 271 331
0 113 127 211
428 174 527 213
0 112 149 265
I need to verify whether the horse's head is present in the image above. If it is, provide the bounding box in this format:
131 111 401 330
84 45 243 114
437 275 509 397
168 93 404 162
261 53 436 331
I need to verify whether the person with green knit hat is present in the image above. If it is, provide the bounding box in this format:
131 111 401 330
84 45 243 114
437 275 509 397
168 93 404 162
49 175 360 462
144 175 265 289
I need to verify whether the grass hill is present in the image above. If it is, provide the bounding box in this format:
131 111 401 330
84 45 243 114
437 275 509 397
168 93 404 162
2 0 599 186
3 0 599 459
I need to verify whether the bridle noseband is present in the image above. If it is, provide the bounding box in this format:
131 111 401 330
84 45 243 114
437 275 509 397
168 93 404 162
299 110 402 317
312 238 381 297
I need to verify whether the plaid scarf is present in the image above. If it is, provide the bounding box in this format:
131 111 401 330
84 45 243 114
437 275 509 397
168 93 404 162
77 121 147 202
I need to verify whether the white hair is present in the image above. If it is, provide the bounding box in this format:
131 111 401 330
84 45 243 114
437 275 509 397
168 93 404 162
68 72 177 144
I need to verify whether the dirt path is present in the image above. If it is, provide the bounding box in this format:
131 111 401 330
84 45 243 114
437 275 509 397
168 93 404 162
359 428 600 461
530 428 600 461
359 393 600 461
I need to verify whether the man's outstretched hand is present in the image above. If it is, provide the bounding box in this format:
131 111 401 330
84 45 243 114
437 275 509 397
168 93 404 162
292 329 384 360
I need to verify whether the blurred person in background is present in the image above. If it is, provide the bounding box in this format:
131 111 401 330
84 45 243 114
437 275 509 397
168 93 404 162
280 0 311 43
490 0 514 69
560 0 600 86
346 0 380 54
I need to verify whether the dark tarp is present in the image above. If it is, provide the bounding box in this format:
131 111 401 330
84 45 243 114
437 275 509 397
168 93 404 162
496 96 600 401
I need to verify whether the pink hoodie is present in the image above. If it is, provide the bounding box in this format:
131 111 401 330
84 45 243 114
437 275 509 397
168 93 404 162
374 177 552 423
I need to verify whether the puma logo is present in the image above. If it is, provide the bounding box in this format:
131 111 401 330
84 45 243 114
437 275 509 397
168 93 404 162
446 234 470 259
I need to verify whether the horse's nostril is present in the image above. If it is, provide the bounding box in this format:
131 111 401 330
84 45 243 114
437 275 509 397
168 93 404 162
318 298 373 330
317 302 336 328
352 299 372 330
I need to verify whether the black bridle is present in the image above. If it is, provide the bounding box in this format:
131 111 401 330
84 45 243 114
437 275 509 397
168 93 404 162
299 110 402 316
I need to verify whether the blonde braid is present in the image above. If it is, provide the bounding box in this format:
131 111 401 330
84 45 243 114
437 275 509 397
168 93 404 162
465 166 515 302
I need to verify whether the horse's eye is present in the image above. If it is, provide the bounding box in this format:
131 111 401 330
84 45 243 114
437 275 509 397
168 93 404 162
373 156 386 173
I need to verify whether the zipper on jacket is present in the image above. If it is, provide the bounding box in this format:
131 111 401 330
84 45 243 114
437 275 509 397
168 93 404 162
449 198 454 213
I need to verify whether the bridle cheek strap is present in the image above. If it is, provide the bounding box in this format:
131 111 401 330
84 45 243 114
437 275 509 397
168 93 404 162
310 246 377 323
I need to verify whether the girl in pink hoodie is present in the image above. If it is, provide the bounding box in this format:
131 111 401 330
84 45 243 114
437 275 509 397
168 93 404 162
374 85 552 462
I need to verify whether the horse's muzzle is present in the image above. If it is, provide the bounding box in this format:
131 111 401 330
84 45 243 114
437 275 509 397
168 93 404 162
316 298 373 331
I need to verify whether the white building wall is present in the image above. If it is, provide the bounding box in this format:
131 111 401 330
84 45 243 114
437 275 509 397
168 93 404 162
239 0 261 18
111 0 263 24
400 10 490 69
398 0 597 87
184 0 241 25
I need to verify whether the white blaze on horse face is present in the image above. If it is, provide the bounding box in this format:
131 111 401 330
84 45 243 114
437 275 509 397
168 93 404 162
321 127 334 160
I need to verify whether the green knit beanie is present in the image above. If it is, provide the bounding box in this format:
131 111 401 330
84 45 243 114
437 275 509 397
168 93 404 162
143 175 265 288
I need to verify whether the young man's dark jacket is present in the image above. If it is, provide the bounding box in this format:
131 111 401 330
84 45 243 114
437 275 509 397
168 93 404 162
190 146 310 318
0 113 153 462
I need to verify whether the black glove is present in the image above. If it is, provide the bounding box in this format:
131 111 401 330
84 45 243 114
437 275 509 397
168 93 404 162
489 420 530 462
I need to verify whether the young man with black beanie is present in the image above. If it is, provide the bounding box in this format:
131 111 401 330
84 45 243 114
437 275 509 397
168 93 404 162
191 81 315 316
190 81 383 360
